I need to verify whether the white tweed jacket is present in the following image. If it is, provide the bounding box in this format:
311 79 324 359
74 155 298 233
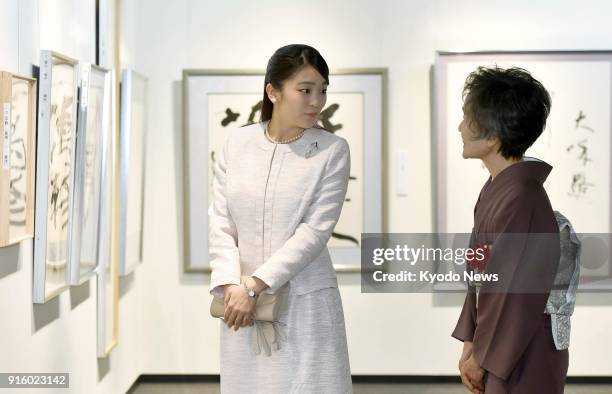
209 121 350 297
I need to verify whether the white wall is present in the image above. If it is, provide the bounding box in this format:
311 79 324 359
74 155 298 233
127 0 612 377
2 2 612 393
0 1 142 393
0 0 19 72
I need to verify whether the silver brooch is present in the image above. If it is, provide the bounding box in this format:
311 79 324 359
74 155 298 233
305 142 319 158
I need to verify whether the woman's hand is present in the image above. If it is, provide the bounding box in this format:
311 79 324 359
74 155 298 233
458 341 473 370
459 347 485 394
459 341 484 394
223 284 256 331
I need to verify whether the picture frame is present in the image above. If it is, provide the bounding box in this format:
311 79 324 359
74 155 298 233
182 69 386 272
0 72 37 248
33 50 79 304
119 69 147 276
69 63 112 285
433 50 612 290
97 69 118 358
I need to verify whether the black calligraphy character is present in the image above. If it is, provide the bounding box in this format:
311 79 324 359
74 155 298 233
49 174 60 228
575 110 586 128
569 173 595 198
221 108 240 127
566 139 592 166
317 104 342 133
574 110 594 133
9 171 26 224
331 174 359 245
576 140 591 165
56 96 74 156
60 173 70 230
331 232 359 245
244 101 263 125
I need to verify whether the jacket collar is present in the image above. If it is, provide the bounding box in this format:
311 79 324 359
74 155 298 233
255 121 318 157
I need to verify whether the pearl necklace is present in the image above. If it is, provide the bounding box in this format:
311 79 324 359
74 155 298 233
265 124 305 144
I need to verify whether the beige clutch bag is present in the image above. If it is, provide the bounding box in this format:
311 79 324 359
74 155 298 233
210 276 285 322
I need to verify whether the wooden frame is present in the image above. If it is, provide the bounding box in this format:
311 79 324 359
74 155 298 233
0 72 37 248
182 68 387 273
92 0 121 358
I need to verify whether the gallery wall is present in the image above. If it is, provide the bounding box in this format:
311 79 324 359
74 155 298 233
1 2 612 394
0 0 143 393
124 0 612 376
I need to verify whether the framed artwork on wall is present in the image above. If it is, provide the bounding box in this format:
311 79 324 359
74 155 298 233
97 69 118 358
69 63 112 285
433 50 612 290
33 50 79 304
119 69 147 276
183 69 386 272
0 72 37 248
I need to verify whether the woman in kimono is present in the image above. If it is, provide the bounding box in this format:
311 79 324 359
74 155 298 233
452 67 568 393
208 44 352 393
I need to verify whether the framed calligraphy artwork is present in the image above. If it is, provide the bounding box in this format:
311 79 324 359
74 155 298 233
69 64 112 285
33 51 79 303
0 72 37 248
183 69 386 272
433 51 612 290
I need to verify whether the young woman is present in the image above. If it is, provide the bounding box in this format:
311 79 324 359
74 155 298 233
209 44 352 393
452 67 567 394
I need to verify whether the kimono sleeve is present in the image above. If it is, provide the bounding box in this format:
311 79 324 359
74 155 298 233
472 189 559 380
208 135 241 298
452 230 479 342
452 291 477 342
252 139 350 293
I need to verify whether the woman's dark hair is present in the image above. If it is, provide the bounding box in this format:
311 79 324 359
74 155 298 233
462 66 551 159
261 44 329 122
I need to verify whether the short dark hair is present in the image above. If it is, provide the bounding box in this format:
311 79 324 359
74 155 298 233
261 44 329 122
462 66 551 159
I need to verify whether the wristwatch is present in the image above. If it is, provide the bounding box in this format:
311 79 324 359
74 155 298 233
243 282 258 300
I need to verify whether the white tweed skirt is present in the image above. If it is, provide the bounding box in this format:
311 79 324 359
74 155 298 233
219 287 352 394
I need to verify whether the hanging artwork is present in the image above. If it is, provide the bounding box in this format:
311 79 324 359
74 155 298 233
119 69 147 276
0 72 37 248
433 50 612 289
33 51 79 304
69 64 111 285
97 69 118 358
183 69 385 272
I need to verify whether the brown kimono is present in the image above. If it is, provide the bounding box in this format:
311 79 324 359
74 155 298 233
452 159 569 393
